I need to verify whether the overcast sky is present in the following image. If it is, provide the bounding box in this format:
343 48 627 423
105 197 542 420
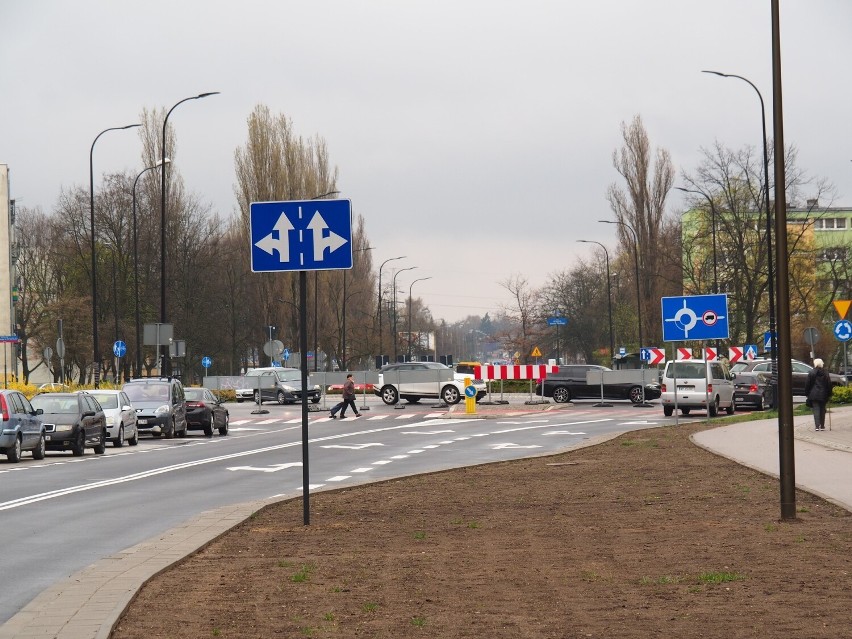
3 1 851 323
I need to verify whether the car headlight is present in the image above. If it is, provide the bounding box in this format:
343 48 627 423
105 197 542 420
154 405 171 416
312 384 320 391
55 424 74 432
281 385 296 392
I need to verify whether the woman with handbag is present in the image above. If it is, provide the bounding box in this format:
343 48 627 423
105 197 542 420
804 358 831 431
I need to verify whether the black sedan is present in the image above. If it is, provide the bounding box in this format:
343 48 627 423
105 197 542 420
30 392 107 456
733 371 774 410
535 365 662 405
184 387 229 437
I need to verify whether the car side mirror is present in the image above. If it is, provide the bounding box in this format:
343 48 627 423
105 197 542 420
35 408 43 415
121 405 132 411
82 410 95 418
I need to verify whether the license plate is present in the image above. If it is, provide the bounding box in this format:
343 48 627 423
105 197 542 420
677 386 692 391
137 419 148 425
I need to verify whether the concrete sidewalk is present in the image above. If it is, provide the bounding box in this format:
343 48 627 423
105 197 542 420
4 403 852 639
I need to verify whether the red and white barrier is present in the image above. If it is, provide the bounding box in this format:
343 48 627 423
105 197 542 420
474 365 559 380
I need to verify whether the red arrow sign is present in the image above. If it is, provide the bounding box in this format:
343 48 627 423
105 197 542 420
728 346 743 363
704 347 717 361
648 347 665 365
677 347 693 360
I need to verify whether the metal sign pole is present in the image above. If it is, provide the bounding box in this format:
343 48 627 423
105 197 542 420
299 271 310 526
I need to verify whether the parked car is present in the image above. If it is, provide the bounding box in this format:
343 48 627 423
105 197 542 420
535 365 662 404
30 392 107 456
732 371 774 411
235 367 322 405
121 377 188 438
184 387 230 437
0 389 47 462
88 389 139 447
660 359 735 417
375 361 487 405
729 358 845 395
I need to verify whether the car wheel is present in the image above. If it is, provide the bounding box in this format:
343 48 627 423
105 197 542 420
128 427 139 446
114 425 125 448
380 385 399 405
681 408 691 415
203 419 214 437
725 400 735 415
218 414 229 436
629 386 644 404
179 421 187 438
94 430 106 455
663 406 673 417
755 395 765 411
32 433 46 460
311 396 320 404
552 387 571 404
276 390 287 405
441 385 461 405
709 397 719 417
6 435 22 462
164 418 175 439
72 430 86 456
253 390 262 405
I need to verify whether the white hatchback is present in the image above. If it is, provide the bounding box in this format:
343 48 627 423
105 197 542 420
88 390 139 447
660 359 735 417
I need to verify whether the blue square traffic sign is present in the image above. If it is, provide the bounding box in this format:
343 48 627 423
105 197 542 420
250 199 353 272
661 294 730 342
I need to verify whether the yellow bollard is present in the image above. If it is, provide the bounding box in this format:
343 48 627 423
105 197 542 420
464 376 476 414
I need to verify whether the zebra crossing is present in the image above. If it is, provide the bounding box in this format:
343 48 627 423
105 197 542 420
230 412 449 427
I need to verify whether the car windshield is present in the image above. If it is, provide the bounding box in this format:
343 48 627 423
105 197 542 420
89 394 118 409
730 362 749 372
124 384 169 401
277 371 301 382
184 388 205 400
31 396 78 414
665 362 708 379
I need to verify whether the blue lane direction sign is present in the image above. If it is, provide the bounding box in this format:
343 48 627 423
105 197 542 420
113 340 127 358
282 348 290 362
0 335 19 343
661 294 730 342
546 316 568 326
201 356 212 368
834 320 852 342
250 199 353 272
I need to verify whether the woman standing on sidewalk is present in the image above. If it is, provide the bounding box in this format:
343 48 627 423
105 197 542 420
804 358 831 431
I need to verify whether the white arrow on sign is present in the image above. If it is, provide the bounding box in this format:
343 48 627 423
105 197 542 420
255 213 295 262
307 211 347 262
227 462 302 473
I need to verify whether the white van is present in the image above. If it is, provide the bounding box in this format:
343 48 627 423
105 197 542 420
660 359 735 417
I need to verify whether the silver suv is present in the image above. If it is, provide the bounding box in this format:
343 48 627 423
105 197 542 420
122 378 188 438
375 362 487 405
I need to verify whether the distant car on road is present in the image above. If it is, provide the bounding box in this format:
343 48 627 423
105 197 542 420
660 359 735 417
235 367 321 405
30 392 107 456
0 389 46 462
535 365 661 404
122 377 188 439
88 390 139 447
184 387 230 437
729 358 845 395
375 362 487 405
732 371 774 411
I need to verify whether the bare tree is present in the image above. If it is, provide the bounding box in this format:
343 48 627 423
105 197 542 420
498 274 540 363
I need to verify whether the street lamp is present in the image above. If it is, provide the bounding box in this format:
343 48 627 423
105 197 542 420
342 246 373 371
578 240 614 362
407 277 432 361
675 186 718 295
599 219 643 355
132 159 169 378
392 266 417 362
160 92 219 375
377 255 406 365
702 70 776 399
309 191 340 372
90 123 140 387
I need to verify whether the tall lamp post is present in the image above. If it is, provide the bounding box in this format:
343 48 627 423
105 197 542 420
160 92 219 375
392 266 417 362
407 277 432 361
599 219 642 355
309 191 340 371
377 255 406 365
132 159 169 378
703 70 776 404
675 186 719 295
342 246 373 370
578 240 614 362
90 123 140 387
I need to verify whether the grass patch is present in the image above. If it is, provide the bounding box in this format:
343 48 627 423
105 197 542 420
290 563 315 583
413 530 426 540
363 602 378 612
412 616 427 627
697 571 745 584
640 575 680 585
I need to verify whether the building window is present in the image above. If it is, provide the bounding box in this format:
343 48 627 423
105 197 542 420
814 217 847 230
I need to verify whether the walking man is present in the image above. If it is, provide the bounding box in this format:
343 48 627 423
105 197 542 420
330 374 361 419
804 358 831 431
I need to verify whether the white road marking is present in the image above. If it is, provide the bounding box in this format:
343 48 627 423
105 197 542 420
227 462 302 473
492 418 611 434
493 443 542 449
372 460 392 465
350 468 373 473
544 431 588 436
321 443 384 450
407 450 425 454
326 475 351 482
390 454 409 459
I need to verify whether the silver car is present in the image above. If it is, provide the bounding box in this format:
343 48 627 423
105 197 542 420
88 390 139 447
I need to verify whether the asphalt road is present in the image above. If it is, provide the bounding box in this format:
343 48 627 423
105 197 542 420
0 394 716 623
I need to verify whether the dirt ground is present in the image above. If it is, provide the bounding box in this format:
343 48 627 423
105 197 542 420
111 421 852 639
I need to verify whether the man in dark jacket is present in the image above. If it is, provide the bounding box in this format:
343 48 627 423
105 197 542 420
330 374 361 419
804 358 831 431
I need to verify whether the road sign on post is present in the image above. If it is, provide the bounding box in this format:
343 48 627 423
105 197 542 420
661 294 730 342
250 199 353 273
